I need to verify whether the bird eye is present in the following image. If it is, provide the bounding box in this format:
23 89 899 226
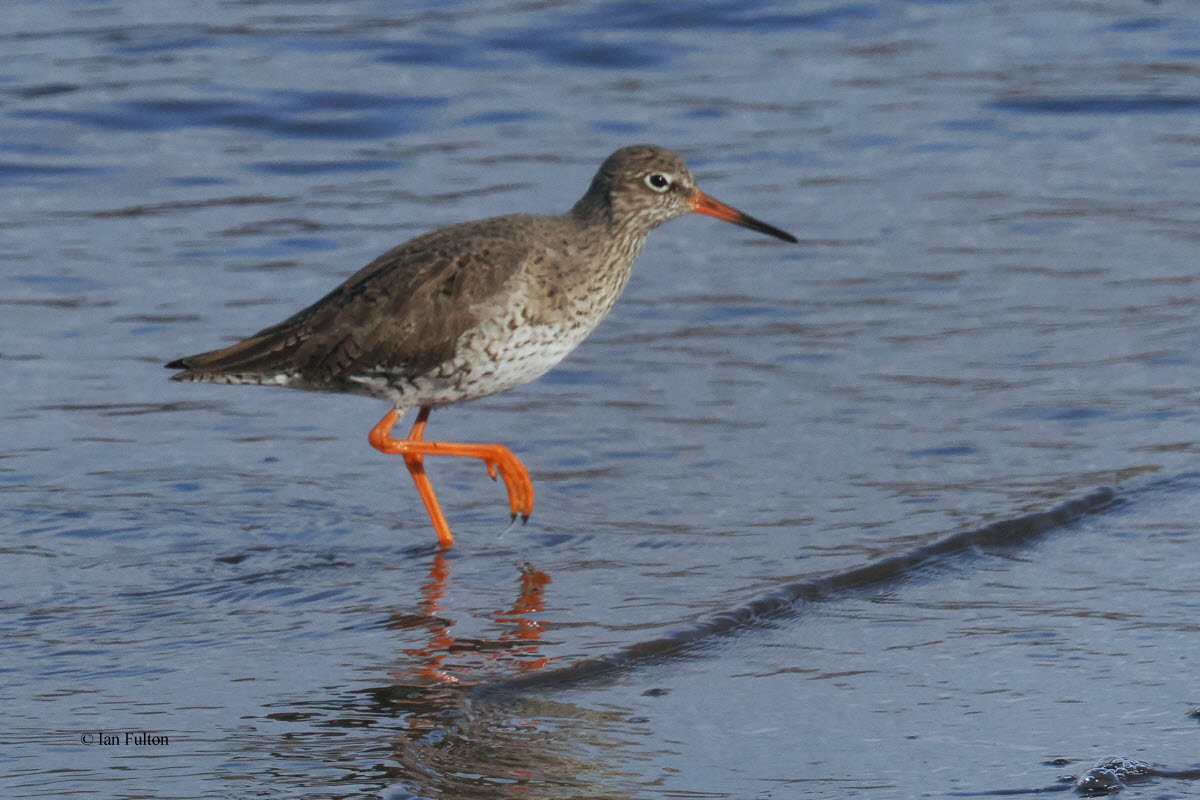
644 172 671 192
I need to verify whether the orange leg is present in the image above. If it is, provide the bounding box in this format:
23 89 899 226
368 406 535 548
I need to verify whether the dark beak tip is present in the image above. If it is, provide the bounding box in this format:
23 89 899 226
774 229 800 245
689 189 798 244
739 216 799 244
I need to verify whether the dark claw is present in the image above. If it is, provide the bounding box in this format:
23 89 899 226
520 513 530 525
510 512 518 523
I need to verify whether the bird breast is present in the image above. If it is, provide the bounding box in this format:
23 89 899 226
453 258 628 396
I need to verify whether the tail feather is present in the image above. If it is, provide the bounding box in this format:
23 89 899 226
166 332 300 382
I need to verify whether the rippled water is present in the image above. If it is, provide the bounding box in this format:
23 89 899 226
4 2 1200 798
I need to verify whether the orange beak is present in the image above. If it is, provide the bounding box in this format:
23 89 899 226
688 189 798 244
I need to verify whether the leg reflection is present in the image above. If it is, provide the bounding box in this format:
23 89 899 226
378 555 637 799
385 552 552 686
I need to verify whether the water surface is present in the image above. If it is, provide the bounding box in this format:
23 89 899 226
3 1 1200 798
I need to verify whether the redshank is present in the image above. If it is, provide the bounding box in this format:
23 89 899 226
167 145 797 548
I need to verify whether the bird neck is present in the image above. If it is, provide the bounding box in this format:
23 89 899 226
569 186 654 260
568 182 613 228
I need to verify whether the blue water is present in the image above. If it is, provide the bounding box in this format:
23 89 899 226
3 1 1200 798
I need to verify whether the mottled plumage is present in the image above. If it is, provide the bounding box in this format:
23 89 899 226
167 145 796 547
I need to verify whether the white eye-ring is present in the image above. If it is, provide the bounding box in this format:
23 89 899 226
644 172 672 192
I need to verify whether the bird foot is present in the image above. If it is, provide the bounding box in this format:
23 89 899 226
370 407 535 546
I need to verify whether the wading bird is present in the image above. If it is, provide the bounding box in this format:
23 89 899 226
168 145 797 547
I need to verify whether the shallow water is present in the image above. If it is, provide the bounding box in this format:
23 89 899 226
4 1 1200 798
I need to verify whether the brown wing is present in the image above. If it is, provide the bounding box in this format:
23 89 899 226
166 214 543 390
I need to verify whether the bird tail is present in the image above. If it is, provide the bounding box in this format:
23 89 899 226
165 332 298 384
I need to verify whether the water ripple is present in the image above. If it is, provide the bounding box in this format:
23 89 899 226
477 487 1118 699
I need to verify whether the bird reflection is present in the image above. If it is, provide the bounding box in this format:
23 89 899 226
374 553 639 798
269 552 648 799
383 551 551 687
372 546 643 796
